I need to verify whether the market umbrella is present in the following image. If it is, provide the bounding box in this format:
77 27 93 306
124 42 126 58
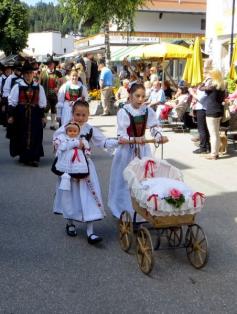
229 38 237 80
190 37 203 86
130 42 192 59
182 45 193 83
111 46 144 62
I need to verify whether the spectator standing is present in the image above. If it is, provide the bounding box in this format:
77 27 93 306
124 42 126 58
83 53 93 88
199 69 226 160
149 66 158 85
98 59 113 116
89 56 99 90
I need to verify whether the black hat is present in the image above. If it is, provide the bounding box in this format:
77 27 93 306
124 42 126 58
0 62 4 71
13 61 22 71
21 61 34 73
44 55 59 66
64 61 74 72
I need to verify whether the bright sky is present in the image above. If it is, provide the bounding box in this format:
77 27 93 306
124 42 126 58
22 0 58 5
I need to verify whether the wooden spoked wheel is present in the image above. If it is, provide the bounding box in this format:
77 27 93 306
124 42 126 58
119 211 133 252
166 226 183 247
185 224 208 269
136 227 154 274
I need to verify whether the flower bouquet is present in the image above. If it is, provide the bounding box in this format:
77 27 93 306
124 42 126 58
89 89 101 100
164 188 185 208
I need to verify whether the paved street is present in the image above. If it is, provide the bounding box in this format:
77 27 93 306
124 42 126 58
0 116 237 314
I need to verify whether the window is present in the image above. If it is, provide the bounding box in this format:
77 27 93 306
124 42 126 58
201 19 206 30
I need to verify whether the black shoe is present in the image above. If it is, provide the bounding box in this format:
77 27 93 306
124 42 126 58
50 126 57 130
87 234 103 244
66 224 77 237
31 161 39 167
193 148 208 154
100 113 110 116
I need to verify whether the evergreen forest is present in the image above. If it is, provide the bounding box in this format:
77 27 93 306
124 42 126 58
27 2 80 35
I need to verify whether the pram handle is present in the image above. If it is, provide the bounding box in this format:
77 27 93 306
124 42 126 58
119 137 168 144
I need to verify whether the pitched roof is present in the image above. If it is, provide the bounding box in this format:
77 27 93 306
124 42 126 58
140 0 206 14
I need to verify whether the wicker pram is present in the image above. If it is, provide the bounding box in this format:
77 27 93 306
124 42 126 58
119 156 208 274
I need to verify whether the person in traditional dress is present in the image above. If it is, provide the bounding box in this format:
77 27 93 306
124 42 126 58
0 63 12 126
7 61 47 167
53 100 118 243
3 61 22 100
108 83 168 219
40 56 62 130
56 70 88 126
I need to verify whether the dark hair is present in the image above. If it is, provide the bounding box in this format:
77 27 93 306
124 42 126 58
72 100 89 113
98 58 106 65
179 86 189 94
65 121 80 130
129 83 145 95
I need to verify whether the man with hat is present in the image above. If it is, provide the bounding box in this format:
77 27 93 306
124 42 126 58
7 61 47 167
40 55 62 130
3 61 22 99
0 62 13 125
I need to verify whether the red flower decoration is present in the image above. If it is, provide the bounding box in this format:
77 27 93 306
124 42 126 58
169 188 182 200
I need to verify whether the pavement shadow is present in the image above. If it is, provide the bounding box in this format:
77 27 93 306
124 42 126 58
165 158 193 170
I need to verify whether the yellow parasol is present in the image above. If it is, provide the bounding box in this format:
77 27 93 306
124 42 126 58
190 37 203 86
131 42 192 60
182 45 193 83
229 38 237 80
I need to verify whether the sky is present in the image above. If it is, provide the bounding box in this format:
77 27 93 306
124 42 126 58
22 0 58 5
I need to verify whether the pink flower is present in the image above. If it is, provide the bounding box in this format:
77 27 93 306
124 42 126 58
169 188 182 200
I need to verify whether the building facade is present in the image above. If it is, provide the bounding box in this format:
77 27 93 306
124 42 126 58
75 0 206 53
24 32 74 59
205 0 237 74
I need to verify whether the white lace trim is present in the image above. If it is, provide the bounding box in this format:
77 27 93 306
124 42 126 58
123 157 205 217
123 103 147 117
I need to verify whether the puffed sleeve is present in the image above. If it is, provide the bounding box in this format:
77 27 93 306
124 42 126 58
117 108 130 139
91 126 118 150
3 76 11 97
56 83 66 118
39 85 47 108
8 84 19 107
147 108 163 141
81 85 89 101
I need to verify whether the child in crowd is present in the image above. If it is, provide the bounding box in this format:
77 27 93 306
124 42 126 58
53 100 117 244
56 70 88 126
108 83 168 219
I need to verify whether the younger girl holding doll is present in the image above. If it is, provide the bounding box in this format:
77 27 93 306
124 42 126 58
53 100 117 244
108 83 167 219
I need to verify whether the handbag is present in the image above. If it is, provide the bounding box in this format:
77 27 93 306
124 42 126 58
221 104 231 123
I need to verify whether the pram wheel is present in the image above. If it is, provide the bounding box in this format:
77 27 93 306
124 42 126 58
185 224 208 269
166 226 183 247
119 211 133 252
136 227 154 274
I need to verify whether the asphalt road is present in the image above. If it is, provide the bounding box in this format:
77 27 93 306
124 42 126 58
0 119 237 314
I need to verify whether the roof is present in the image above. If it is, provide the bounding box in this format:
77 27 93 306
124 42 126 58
140 0 206 14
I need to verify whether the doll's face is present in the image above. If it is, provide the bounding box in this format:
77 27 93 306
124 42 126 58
73 106 89 126
66 125 80 138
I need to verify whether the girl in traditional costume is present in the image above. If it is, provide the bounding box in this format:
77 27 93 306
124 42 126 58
108 83 167 219
56 70 88 126
53 100 117 244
